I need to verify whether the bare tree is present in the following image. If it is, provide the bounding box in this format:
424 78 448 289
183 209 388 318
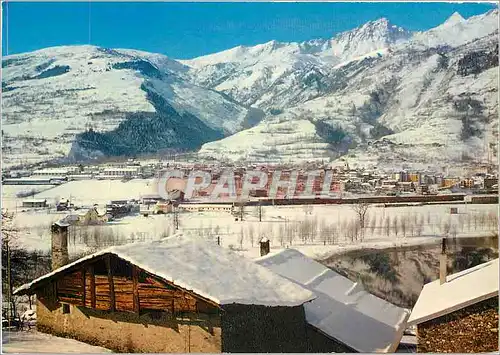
458 215 465 232
488 211 497 229
253 203 265 222
286 221 295 246
442 219 451 236
392 215 399 238
473 213 479 231
214 225 221 237
401 216 408 238
161 226 171 239
235 200 246 221
416 214 424 237
450 223 458 238
300 218 316 244
2 211 18 327
410 213 418 237
375 215 383 237
351 203 370 239
319 218 327 238
384 216 391 237
466 213 472 232
346 220 356 242
369 214 377 236
479 211 487 230
310 216 319 243
238 227 244 250
340 219 348 242
354 220 362 241
247 224 255 246
330 225 338 245
278 224 286 246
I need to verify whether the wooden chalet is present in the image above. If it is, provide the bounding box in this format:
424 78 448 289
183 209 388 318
14 235 315 353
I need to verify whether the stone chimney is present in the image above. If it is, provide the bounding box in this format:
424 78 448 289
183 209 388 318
51 221 69 270
439 238 447 285
260 237 270 257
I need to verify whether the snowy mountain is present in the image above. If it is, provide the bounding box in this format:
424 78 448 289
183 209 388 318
195 10 499 168
2 46 262 167
181 18 411 110
2 9 498 169
407 10 499 49
321 17 411 60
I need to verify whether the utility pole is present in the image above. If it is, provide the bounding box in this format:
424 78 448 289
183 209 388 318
258 202 262 222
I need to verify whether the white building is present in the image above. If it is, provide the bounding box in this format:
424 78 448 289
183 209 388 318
101 167 141 179
178 203 233 213
32 168 71 177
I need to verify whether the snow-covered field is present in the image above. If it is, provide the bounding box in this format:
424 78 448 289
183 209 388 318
32 179 157 206
5 180 497 260
2 331 112 353
2 185 56 210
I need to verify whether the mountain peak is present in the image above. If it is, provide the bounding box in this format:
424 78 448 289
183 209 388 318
345 17 411 39
443 12 465 26
327 17 411 59
371 17 389 26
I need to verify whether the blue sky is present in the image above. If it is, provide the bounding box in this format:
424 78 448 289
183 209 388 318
1 2 497 59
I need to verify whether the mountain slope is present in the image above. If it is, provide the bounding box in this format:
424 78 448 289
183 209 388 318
2 9 498 169
181 18 411 111
407 9 499 49
197 10 499 168
2 46 259 167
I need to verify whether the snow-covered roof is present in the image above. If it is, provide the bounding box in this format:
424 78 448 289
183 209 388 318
22 199 47 203
407 258 499 326
103 167 139 172
255 249 410 353
14 234 314 307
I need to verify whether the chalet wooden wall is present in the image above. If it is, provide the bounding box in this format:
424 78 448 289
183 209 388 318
34 253 222 353
40 254 212 316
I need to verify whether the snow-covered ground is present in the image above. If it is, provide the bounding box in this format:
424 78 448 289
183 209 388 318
32 179 157 206
2 331 112 353
2 185 56 210
5 180 497 260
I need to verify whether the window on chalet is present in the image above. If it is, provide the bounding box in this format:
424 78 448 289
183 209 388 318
92 256 133 278
62 304 70 314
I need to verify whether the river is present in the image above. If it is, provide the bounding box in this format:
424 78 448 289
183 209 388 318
322 235 498 308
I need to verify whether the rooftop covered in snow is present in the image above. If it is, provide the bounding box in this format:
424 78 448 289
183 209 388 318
255 248 410 353
14 234 315 307
407 258 499 326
